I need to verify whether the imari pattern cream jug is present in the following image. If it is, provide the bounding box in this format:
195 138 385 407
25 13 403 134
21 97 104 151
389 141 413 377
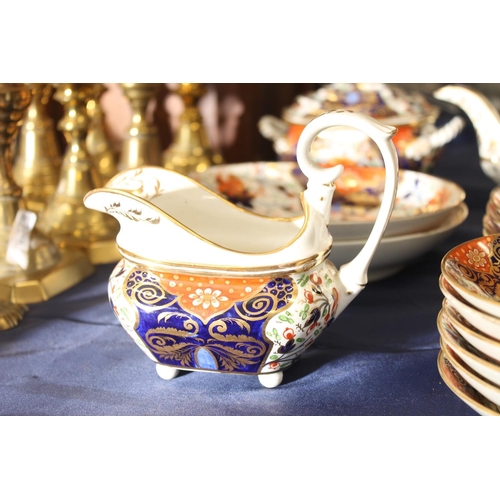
84 110 399 387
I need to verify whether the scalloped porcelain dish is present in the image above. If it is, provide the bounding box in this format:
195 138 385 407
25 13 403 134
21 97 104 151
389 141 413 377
441 338 500 408
190 161 466 241
443 298 500 362
329 203 467 281
439 274 500 341
437 308 500 387
441 234 500 318
329 167 465 240
438 349 500 416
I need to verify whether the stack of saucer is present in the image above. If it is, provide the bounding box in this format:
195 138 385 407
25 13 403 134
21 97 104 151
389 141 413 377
437 234 500 415
483 186 500 236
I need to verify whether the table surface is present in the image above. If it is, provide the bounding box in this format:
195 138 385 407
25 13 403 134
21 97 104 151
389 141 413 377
1 114 496 416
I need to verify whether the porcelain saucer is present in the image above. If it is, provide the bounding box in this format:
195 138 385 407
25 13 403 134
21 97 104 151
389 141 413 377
441 339 500 409
443 298 500 363
441 234 500 319
438 349 500 416
437 308 500 387
439 274 500 341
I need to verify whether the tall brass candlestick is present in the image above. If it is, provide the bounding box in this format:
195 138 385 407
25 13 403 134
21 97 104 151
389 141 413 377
0 84 58 273
0 83 31 328
117 83 161 170
163 83 223 174
13 83 61 214
87 83 118 186
36 83 120 265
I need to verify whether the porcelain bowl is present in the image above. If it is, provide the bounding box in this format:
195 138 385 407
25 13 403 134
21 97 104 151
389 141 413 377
437 308 500 387
190 161 466 242
441 234 500 318
438 349 500 416
443 298 500 362
258 83 464 172
439 274 500 340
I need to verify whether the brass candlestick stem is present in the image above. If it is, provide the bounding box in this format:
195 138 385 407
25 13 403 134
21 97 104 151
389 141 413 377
163 83 223 174
36 83 120 265
117 83 161 170
12 83 61 214
87 83 118 186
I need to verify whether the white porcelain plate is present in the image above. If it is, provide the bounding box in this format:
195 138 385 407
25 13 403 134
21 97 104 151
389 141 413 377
330 203 468 281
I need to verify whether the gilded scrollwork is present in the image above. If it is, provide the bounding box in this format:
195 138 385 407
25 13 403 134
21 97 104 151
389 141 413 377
105 202 160 224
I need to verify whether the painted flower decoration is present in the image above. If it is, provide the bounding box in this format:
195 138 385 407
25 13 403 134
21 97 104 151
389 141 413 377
189 288 228 309
466 248 486 268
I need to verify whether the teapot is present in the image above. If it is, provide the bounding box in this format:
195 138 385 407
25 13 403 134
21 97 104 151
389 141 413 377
259 83 465 173
433 84 500 184
83 110 399 388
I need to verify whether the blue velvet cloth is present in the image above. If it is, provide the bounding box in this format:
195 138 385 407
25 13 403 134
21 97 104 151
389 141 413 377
1 115 495 416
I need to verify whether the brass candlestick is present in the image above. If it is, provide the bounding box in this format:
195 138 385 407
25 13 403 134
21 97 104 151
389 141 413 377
12 83 62 214
36 83 120 265
163 83 223 174
117 83 161 170
0 84 94 330
0 83 32 328
87 83 118 186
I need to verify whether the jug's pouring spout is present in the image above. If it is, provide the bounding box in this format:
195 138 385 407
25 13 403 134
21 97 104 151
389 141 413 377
296 110 400 315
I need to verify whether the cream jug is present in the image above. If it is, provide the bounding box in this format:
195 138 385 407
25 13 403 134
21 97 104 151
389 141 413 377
83 110 399 388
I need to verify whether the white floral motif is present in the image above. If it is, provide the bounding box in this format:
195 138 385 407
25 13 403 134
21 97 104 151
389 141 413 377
466 249 486 267
189 288 228 309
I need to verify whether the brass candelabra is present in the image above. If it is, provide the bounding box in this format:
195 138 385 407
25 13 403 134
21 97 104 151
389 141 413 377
117 83 161 170
163 83 223 174
36 83 120 265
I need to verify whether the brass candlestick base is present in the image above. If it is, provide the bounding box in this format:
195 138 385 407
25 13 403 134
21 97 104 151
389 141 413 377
12 83 61 214
0 247 94 305
0 301 28 330
163 83 223 174
118 83 161 170
36 83 120 265
87 83 118 186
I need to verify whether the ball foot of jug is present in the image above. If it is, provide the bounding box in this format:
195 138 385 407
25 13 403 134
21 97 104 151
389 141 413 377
258 371 283 388
156 364 180 381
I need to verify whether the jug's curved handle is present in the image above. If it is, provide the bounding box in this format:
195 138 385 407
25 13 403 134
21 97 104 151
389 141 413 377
296 109 399 295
